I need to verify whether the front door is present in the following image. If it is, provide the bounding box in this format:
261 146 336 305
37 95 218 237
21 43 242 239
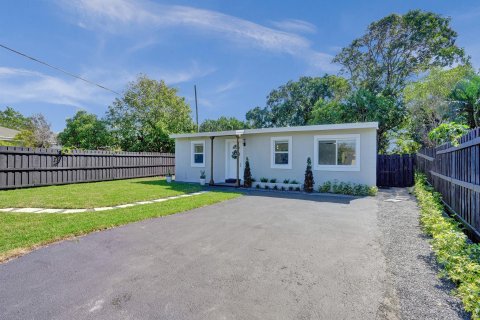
225 139 242 181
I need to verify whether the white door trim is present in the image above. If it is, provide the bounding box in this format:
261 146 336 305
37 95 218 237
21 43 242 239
224 138 244 181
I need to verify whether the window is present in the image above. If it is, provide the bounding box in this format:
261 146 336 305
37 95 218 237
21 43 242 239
314 134 360 171
271 136 292 169
191 140 205 167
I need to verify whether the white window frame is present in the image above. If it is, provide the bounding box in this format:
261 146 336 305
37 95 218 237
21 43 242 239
270 136 292 169
190 140 205 167
313 134 360 171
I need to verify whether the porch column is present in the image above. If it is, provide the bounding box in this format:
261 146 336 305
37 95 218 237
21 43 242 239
236 135 240 187
209 136 215 186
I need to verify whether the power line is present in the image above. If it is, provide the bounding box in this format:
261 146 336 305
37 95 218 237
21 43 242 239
0 43 120 95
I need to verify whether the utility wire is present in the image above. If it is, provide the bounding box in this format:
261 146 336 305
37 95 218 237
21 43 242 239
0 43 120 95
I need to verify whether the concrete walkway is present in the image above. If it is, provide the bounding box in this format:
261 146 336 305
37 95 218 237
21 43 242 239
0 191 208 213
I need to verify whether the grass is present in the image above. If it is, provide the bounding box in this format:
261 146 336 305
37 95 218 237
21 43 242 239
414 173 480 319
0 191 240 262
0 177 202 208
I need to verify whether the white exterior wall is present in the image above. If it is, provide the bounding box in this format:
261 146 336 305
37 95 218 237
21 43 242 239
175 127 377 186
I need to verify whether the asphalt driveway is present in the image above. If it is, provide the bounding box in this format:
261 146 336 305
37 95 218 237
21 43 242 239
0 191 467 319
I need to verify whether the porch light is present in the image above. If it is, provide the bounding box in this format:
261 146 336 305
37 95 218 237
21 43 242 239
243 138 246 146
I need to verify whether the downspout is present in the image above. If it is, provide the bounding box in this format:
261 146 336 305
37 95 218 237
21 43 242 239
236 135 240 187
209 136 215 185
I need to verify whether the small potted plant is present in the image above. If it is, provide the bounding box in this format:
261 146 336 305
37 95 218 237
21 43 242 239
166 170 172 183
199 170 206 186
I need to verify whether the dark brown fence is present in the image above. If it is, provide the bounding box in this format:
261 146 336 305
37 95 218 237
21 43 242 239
417 127 480 240
377 154 416 187
0 146 175 190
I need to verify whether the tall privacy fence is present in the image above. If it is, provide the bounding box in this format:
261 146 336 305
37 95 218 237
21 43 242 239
417 128 480 240
0 146 175 190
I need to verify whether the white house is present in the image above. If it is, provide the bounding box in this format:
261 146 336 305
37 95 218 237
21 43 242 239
170 122 378 187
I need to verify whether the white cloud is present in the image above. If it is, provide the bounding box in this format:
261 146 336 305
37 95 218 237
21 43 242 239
214 79 240 94
270 19 317 34
156 62 216 85
0 67 114 108
58 0 336 71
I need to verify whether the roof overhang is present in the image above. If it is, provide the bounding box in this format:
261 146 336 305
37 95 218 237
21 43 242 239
170 122 378 139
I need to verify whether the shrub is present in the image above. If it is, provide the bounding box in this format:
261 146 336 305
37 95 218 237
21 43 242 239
319 181 331 193
283 178 290 184
303 157 314 193
290 180 299 184
414 173 480 319
273 185 278 190
260 177 268 183
295 186 301 191
322 180 376 196
251 178 256 182
255 184 260 189
243 157 252 187
281 186 286 191
288 186 294 191
264 185 270 190
269 178 277 183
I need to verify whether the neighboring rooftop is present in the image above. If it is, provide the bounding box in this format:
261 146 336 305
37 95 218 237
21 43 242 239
170 122 379 139
0 126 20 141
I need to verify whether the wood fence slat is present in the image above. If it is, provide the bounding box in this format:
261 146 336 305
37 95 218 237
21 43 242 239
0 148 175 190
417 128 480 240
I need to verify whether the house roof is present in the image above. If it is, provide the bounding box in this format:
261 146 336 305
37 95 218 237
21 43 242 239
170 122 379 139
0 126 20 141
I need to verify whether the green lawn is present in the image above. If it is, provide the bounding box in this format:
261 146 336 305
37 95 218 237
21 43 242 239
0 177 202 209
0 191 240 262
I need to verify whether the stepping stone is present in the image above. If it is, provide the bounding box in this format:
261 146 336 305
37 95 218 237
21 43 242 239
116 204 135 208
37 209 64 213
94 207 114 211
136 201 154 205
63 209 87 213
13 208 43 213
384 199 402 203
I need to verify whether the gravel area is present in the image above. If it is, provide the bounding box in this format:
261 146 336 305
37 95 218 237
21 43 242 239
377 188 470 320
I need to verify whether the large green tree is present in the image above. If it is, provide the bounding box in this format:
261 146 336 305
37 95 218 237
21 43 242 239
58 111 112 149
449 74 480 128
0 107 30 130
333 10 466 95
199 116 248 132
403 65 473 146
310 89 406 152
106 75 195 152
246 75 350 128
15 114 56 148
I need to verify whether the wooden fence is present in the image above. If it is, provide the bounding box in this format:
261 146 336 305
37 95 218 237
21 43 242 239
417 127 480 240
0 146 175 190
377 154 416 187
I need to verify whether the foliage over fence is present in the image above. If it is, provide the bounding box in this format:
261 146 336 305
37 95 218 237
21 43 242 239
417 127 480 240
0 146 175 190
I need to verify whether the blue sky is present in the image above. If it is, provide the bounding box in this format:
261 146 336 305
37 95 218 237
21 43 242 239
1 0 479 132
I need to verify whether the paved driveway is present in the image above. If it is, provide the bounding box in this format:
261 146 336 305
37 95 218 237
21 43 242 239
0 191 460 319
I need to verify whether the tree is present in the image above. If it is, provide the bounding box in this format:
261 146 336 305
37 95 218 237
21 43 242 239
246 75 350 128
303 157 314 193
106 75 195 152
199 116 248 132
58 111 112 150
333 10 466 95
15 114 55 148
0 107 30 130
310 89 406 152
449 74 480 128
428 122 469 146
403 66 473 146
243 157 252 188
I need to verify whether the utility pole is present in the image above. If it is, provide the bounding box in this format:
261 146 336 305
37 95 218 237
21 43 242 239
194 85 199 132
